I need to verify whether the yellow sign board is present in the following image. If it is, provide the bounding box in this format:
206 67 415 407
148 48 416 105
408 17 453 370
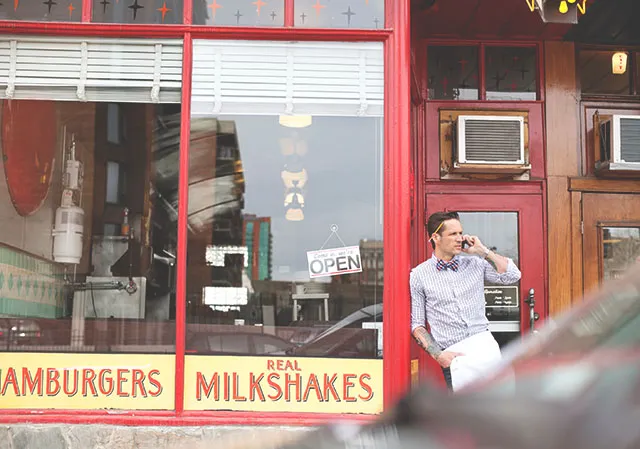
0 353 175 410
185 356 383 414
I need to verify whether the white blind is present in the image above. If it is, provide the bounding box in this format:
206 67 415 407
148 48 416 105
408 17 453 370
0 36 182 103
192 40 384 117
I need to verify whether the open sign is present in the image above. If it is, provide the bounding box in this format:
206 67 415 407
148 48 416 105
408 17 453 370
306 246 363 279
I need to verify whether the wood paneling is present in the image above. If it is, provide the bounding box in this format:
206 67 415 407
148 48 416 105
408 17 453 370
570 177 640 193
582 193 640 294
570 191 583 300
545 41 580 317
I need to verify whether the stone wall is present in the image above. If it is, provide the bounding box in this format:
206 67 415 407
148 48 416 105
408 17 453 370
0 424 313 449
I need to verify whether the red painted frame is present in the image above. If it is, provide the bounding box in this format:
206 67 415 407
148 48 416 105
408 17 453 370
0 0 413 427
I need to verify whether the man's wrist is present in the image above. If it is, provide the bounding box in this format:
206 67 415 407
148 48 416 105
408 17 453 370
430 348 442 359
480 246 491 259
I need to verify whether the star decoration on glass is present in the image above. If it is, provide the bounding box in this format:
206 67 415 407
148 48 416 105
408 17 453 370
14 0 19 11
252 0 265 16
67 1 74 16
157 0 170 21
342 6 355 25
311 0 325 15
100 0 110 12
234 8 242 24
208 0 222 21
128 0 143 20
43 0 57 14
373 17 380 28
270 10 277 21
300 11 307 23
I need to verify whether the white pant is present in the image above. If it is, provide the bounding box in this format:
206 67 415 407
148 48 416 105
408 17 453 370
445 331 503 392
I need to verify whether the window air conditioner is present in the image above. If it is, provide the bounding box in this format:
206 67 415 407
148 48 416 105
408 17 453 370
453 115 529 174
597 115 640 174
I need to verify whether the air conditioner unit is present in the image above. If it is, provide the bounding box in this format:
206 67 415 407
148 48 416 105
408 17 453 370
453 115 530 174
596 115 640 175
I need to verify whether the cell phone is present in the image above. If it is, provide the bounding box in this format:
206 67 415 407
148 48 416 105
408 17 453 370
462 239 471 249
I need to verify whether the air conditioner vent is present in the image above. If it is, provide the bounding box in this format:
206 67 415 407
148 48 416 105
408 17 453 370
456 115 525 165
620 118 640 163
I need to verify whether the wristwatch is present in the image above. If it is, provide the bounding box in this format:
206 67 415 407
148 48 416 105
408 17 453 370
482 247 491 259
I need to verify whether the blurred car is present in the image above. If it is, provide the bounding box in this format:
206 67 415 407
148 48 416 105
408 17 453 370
268 265 640 449
186 330 296 356
0 318 42 348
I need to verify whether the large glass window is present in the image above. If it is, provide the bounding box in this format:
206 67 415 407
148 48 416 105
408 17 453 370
0 1 82 21
93 0 184 24
294 0 384 28
579 50 632 95
187 40 384 361
602 226 640 281
193 0 284 26
0 37 182 354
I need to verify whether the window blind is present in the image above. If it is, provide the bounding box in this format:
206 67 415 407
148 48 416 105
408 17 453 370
192 40 384 117
0 36 182 103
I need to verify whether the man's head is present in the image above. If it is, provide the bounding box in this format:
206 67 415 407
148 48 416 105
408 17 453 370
427 211 464 256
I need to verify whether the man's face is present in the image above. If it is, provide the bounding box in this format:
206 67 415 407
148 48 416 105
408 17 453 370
434 219 464 256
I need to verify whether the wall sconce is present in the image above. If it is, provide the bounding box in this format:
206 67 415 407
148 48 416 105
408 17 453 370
612 52 628 75
279 115 312 128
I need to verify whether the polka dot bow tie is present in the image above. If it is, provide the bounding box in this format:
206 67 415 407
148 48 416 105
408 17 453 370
436 259 459 272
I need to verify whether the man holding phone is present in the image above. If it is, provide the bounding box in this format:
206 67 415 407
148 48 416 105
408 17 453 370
410 211 521 391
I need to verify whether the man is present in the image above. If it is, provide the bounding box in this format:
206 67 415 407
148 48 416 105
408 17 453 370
410 211 521 392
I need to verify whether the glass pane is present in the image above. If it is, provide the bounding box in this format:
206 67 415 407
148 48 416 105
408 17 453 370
186 115 384 359
579 50 631 95
0 1 81 21
294 0 384 29
0 100 180 353
427 46 479 100
602 226 640 281
458 212 520 348
485 46 537 101
193 0 284 26
93 0 183 24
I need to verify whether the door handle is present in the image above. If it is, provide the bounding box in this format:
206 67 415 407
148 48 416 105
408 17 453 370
524 288 540 333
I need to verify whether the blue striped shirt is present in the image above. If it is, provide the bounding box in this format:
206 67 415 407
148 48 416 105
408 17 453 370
410 254 521 349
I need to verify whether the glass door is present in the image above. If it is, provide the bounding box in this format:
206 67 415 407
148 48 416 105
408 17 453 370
425 193 546 345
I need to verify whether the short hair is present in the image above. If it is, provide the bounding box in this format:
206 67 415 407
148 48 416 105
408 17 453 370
427 211 460 250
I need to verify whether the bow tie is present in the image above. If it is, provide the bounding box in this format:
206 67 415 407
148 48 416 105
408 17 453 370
436 259 459 272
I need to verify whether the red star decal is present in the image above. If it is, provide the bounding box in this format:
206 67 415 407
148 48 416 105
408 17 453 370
208 0 222 21
252 0 266 15
68 2 75 16
13 0 18 11
157 1 171 21
312 0 325 15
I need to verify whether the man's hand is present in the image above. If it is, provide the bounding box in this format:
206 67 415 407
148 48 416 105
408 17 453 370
462 235 489 257
435 351 464 368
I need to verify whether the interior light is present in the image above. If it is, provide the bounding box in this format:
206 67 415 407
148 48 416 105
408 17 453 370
612 52 628 75
279 115 312 128
567 0 576 3
558 0 569 13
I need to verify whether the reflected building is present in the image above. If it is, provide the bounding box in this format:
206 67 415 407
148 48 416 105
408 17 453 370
243 214 272 281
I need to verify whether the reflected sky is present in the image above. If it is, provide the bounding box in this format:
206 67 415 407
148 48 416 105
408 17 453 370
214 115 383 282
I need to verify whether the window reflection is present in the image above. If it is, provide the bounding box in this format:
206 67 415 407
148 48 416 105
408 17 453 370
427 46 479 100
294 0 384 29
485 46 537 101
192 0 284 26
579 50 631 95
186 116 384 359
602 227 640 281
0 1 81 21
0 100 179 353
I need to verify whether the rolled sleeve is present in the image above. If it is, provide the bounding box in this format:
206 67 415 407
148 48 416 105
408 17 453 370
483 258 521 285
410 270 426 333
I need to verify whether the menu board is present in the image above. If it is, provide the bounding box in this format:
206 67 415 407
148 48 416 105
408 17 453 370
484 286 519 308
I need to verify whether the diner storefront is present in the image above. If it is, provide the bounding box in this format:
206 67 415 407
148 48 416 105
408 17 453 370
0 0 639 428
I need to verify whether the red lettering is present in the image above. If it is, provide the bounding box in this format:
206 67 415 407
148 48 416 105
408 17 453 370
323 374 340 402
148 369 163 397
116 369 130 397
267 373 282 400
358 374 374 401
98 369 114 396
22 368 43 396
81 369 97 397
46 368 61 396
131 369 146 398
249 373 265 402
267 360 275 371
232 373 246 401
302 374 323 402
196 372 219 401
293 360 301 371
284 373 301 402
343 374 357 402
285 360 294 371
2 368 20 396
223 373 230 401
277 360 285 371
62 369 79 396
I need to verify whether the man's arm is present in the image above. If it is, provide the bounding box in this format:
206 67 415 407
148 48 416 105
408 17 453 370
412 326 442 359
464 235 521 283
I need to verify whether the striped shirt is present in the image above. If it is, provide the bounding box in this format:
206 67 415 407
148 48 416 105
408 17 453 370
410 254 521 349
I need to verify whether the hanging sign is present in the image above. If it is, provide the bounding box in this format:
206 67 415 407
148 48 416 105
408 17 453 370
307 246 363 279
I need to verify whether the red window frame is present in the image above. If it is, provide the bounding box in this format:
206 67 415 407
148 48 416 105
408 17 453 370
0 0 413 427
